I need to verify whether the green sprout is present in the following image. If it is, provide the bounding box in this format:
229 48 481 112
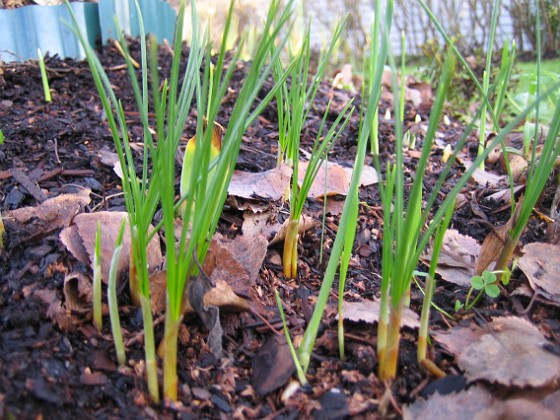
108 220 126 367
93 221 102 332
471 271 501 298
37 49 52 103
70 0 294 402
275 20 352 278
491 3 560 282
417 201 454 374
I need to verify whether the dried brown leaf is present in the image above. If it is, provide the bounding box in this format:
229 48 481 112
518 243 560 304
60 211 163 284
475 200 522 275
461 158 508 187
404 385 496 420
8 188 91 228
432 323 485 357
423 229 480 287
340 300 420 329
150 232 267 315
457 317 560 387
242 211 318 246
63 272 93 316
298 161 378 198
228 164 291 200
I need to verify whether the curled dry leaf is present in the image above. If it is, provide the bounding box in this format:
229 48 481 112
517 242 560 304
457 317 560 387
60 211 163 284
63 272 93 316
242 211 318 246
484 185 525 206
475 199 522 275
460 158 508 187
339 300 420 329
149 232 268 315
8 188 91 229
422 229 480 288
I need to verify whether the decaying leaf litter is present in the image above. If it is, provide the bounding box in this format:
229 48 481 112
1 31 560 420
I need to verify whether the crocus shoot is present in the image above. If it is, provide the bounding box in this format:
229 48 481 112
278 20 351 278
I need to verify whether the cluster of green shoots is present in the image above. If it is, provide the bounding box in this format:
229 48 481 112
67 0 295 402
66 0 560 400
280 0 560 385
273 19 354 278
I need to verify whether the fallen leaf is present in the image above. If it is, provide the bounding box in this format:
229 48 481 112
432 324 486 357
404 385 497 420
228 164 291 200
475 200 522 275
228 161 378 202
484 185 525 205
242 211 318 246
461 159 508 187
457 317 560 387
149 232 267 315
298 161 378 198
34 288 80 332
517 242 560 304
339 299 420 329
422 229 480 288
63 272 93 316
8 188 91 228
60 211 163 284
252 334 296 396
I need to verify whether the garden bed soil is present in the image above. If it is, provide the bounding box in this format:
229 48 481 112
1 40 559 419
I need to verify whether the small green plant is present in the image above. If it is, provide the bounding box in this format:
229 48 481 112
471 270 501 297
108 220 126 367
70 0 294 402
491 4 560 283
37 49 52 103
455 269 508 312
274 20 353 278
417 201 454 374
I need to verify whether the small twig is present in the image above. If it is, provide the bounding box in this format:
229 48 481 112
113 40 140 69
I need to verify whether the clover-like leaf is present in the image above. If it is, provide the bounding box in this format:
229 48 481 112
471 275 484 290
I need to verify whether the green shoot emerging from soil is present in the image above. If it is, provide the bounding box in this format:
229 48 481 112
93 221 102 332
37 49 51 103
70 0 294 402
275 20 352 279
108 220 126 367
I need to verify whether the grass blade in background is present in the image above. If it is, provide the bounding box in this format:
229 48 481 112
93 221 102 332
107 220 127 367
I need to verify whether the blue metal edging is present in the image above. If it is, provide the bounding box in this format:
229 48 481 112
0 0 176 63
0 2 100 63
98 0 176 45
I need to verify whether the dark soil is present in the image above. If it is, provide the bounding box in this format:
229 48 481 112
1 40 559 419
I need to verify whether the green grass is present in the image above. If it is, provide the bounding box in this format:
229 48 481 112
405 56 560 99
515 58 560 93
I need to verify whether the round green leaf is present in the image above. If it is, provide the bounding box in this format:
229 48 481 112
471 275 484 290
485 284 500 298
